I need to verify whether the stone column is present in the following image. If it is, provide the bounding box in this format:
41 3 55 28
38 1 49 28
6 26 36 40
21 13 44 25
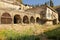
12 12 14 24
29 16 30 24
35 18 36 25
21 16 23 24
0 13 1 24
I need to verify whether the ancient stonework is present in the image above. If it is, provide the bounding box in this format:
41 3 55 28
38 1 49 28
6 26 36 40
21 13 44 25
0 0 59 26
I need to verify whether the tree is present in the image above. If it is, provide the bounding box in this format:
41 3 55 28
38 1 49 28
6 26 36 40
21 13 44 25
50 0 54 7
45 2 47 5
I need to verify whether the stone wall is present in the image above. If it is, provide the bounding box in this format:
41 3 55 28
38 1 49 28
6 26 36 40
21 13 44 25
46 7 59 24
0 24 36 32
0 8 41 24
0 1 59 25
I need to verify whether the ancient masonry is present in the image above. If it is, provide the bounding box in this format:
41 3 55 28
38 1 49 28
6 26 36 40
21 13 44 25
0 0 59 28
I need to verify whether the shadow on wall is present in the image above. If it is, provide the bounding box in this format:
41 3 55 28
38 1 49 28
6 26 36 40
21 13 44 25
14 14 21 24
53 19 57 25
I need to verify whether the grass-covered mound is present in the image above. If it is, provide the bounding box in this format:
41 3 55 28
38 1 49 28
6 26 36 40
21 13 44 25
0 30 20 40
0 29 37 40
44 27 60 40
0 25 41 40
0 24 60 40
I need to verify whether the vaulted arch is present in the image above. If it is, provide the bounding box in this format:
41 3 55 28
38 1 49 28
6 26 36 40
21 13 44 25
23 15 29 24
36 17 40 24
30 16 35 23
14 14 21 24
53 19 57 25
1 13 12 24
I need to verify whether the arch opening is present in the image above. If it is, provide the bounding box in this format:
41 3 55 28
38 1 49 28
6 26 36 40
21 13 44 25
53 19 57 25
1 13 12 24
36 17 40 24
30 16 35 23
23 15 29 24
14 15 21 24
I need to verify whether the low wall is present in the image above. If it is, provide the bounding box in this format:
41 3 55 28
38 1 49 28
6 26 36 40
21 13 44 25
0 24 36 32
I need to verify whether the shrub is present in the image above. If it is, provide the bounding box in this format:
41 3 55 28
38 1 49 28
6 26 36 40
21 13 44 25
44 27 60 40
0 29 36 40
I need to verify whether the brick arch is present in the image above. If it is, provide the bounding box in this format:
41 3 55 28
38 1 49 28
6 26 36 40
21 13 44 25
30 16 35 23
14 14 21 24
23 15 29 24
1 12 12 24
36 17 40 24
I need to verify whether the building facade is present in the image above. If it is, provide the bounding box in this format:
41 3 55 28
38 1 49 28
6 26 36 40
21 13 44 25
0 0 59 26
26 5 59 25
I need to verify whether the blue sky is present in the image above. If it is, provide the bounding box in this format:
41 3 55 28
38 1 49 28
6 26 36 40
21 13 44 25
22 0 60 6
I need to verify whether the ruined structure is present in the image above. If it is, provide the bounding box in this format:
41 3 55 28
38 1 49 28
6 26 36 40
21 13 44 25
55 6 60 22
0 0 59 26
26 5 59 25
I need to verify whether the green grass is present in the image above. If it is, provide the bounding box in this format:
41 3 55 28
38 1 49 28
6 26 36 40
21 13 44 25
44 25 60 40
0 25 42 40
0 24 60 40
0 30 20 40
0 29 36 40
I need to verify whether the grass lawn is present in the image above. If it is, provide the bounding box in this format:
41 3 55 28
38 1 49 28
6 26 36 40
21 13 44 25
0 24 60 40
44 27 60 40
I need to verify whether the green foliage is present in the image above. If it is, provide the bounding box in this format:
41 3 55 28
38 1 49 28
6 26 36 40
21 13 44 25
44 27 60 40
0 24 60 40
50 0 54 7
0 30 20 40
0 29 36 40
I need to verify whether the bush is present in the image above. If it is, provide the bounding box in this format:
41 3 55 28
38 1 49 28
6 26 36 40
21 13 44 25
0 29 36 40
0 30 21 40
44 27 60 40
